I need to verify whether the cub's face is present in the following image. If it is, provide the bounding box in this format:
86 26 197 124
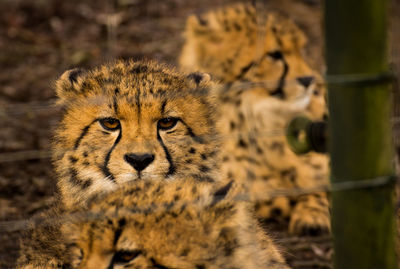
68 217 235 269
53 61 218 207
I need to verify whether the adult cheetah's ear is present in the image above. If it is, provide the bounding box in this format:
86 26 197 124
55 68 87 102
187 72 211 87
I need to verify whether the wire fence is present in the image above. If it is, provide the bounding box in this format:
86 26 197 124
0 4 398 268
0 174 396 233
0 127 288 163
0 74 399 165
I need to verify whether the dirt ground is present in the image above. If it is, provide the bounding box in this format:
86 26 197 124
0 0 398 268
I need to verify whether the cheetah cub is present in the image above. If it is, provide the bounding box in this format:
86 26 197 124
17 61 290 268
64 179 289 269
53 60 219 208
18 179 289 268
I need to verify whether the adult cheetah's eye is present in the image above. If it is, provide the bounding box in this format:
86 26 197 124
267 50 283 60
158 117 178 130
99 118 120 131
113 250 142 264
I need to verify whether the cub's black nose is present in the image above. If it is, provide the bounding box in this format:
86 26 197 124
124 153 155 171
297 76 314 88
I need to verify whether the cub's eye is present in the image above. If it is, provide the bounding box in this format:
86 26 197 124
113 250 142 264
99 118 120 131
158 117 178 130
267 50 283 60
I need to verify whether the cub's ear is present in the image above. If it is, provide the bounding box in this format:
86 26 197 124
211 180 234 205
55 68 87 101
187 72 212 87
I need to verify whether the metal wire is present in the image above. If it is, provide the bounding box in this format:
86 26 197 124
0 0 398 241
0 99 59 117
0 149 52 163
2 107 400 163
0 78 323 116
0 69 395 118
0 126 286 163
2 107 400 164
0 174 397 233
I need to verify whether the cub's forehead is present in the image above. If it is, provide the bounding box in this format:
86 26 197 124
83 61 191 97
56 60 210 105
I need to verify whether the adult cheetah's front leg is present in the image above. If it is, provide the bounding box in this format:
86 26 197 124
289 192 330 235
288 153 331 235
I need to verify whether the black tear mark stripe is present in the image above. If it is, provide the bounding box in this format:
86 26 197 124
73 119 99 150
157 131 176 176
113 218 126 246
102 129 122 182
179 120 205 144
156 92 175 176
157 118 203 177
107 255 114 269
270 56 289 99
106 259 112 269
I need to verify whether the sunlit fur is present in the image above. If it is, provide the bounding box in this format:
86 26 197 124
62 179 289 269
17 180 290 269
53 60 219 208
179 3 330 235
17 61 290 269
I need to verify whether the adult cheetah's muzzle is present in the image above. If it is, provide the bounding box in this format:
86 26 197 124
296 76 314 88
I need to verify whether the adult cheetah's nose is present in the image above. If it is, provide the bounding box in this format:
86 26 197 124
297 76 314 88
124 153 155 172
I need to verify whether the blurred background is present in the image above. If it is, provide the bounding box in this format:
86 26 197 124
0 0 399 268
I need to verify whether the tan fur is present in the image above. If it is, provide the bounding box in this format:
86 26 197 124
53 60 219 208
179 4 330 235
17 180 290 269
61 179 289 269
16 204 70 269
18 61 290 268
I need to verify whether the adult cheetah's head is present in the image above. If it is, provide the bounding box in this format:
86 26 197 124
179 4 326 120
53 60 219 207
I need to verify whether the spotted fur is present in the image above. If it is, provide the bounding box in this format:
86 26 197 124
17 179 289 269
18 60 290 268
53 60 219 208
65 179 289 269
179 3 330 235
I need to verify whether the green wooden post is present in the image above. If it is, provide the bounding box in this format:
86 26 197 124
325 0 397 268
